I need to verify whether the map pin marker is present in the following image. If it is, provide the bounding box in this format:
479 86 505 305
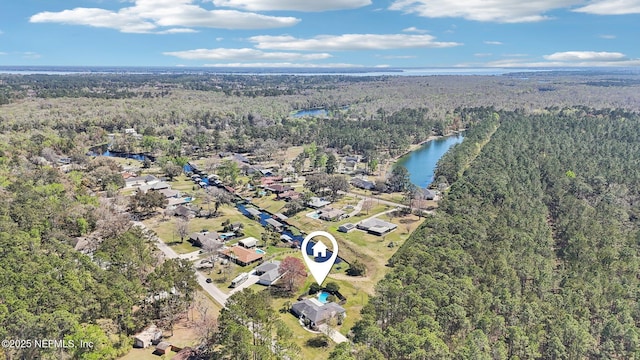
301 231 339 286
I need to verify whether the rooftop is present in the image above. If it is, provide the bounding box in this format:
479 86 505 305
220 246 264 265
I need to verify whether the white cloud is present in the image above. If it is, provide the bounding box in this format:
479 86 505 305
164 48 332 60
23 52 42 59
0 52 6 56
402 26 428 33
599 34 616 39
157 28 199 34
29 0 300 33
202 62 381 68
250 34 461 51
30 8 157 33
484 41 503 45
485 51 640 67
474 53 493 57
543 51 626 61
377 55 417 59
389 0 581 22
574 0 640 14
211 0 371 11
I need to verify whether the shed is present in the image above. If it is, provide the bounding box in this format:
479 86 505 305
154 342 171 355
133 325 162 348
338 223 356 233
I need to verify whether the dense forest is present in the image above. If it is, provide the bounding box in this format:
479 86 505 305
2 72 640 359
344 107 640 359
0 158 196 359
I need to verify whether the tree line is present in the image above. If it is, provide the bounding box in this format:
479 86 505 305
339 107 640 359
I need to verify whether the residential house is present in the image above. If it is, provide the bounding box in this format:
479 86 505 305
357 218 398 236
158 188 180 198
125 174 159 188
189 231 220 247
307 197 331 209
233 153 251 164
350 177 375 191
167 197 190 208
133 325 162 348
255 261 283 286
172 205 193 218
139 181 171 193
291 299 346 329
318 208 346 221
341 160 358 173
261 176 283 186
277 190 302 201
219 245 264 266
264 184 293 194
423 188 437 200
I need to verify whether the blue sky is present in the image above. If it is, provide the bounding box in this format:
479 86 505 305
0 0 639 68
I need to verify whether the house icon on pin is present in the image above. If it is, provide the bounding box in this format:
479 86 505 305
312 240 328 258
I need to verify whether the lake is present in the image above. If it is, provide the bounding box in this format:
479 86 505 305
292 108 328 118
395 133 465 188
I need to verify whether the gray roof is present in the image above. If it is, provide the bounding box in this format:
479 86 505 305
246 208 262 217
259 269 283 285
358 218 397 230
338 223 356 232
190 231 219 246
308 197 331 208
357 218 397 235
291 299 345 325
265 218 283 228
255 261 280 275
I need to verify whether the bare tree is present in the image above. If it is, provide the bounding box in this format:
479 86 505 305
176 218 189 243
202 240 223 262
361 199 375 215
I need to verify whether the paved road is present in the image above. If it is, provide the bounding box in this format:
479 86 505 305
229 274 260 295
133 221 231 306
342 191 434 216
135 222 347 345
347 198 364 217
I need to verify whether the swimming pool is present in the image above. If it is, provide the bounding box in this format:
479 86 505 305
306 211 320 219
219 232 235 240
256 249 266 254
317 291 330 304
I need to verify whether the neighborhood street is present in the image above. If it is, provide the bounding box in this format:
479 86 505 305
134 219 348 344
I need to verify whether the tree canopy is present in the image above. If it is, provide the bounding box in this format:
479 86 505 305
351 107 640 359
